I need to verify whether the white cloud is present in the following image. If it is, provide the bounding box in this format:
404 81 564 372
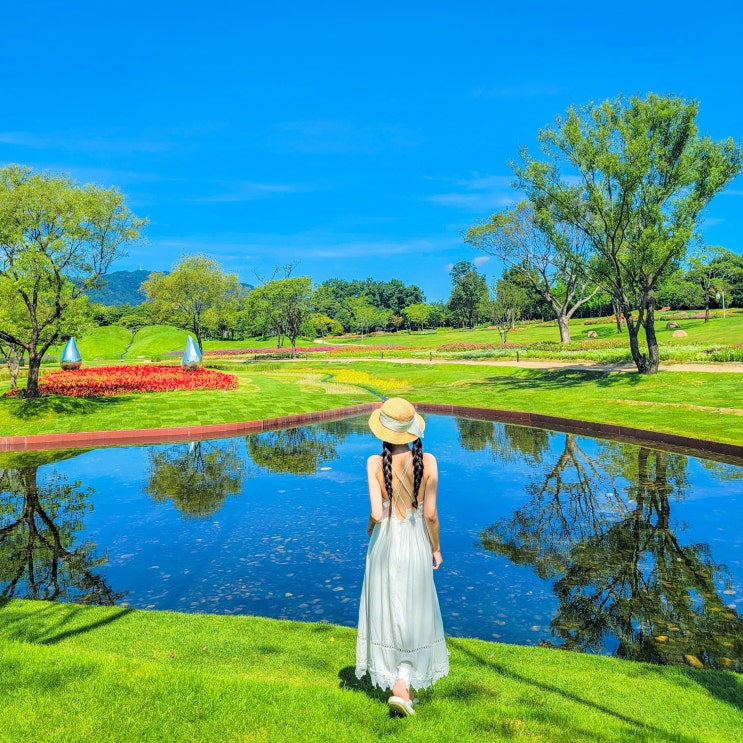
473 255 490 267
0 131 172 154
471 83 565 99
424 173 520 213
190 180 310 203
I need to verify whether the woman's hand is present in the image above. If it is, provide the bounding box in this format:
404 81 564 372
432 550 443 570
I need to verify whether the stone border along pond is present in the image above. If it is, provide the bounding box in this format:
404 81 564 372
1 402 742 465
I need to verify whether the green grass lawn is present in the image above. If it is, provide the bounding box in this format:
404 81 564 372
1 361 742 447
330 313 743 349
1 599 741 743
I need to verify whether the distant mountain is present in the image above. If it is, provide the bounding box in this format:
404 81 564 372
86 269 254 306
87 270 151 306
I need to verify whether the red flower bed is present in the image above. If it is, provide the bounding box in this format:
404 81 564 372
4 365 238 398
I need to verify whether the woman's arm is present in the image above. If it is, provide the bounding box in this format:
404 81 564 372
422 454 443 569
366 455 384 536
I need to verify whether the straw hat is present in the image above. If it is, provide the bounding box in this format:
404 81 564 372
368 397 425 444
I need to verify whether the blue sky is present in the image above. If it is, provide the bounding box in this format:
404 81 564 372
2 1 742 301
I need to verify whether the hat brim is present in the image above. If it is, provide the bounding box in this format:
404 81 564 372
368 408 425 444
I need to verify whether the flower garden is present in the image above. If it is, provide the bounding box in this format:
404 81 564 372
3 365 238 398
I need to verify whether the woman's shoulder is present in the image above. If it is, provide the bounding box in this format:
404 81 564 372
422 451 437 466
367 453 383 468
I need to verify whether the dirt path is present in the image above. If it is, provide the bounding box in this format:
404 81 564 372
320 357 743 373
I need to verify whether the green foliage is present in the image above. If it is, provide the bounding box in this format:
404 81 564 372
245 276 314 354
142 254 243 351
0 165 144 396
466 202 601 341
514 93 743 373
447 260 488 328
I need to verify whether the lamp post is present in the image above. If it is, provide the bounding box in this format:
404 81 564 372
715 290 726 319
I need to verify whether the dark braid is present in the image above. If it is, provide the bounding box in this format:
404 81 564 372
381 440 425 514
382 442 394 500
412 438 424 508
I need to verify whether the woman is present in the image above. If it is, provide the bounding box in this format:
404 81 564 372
355 397 449 717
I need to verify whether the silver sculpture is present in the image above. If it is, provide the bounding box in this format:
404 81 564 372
60 337 82 370
181 335 203 370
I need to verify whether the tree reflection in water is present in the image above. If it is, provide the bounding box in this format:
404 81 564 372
472 425 743 671
0 453 122 605
146 440 243 518
246 425 340 475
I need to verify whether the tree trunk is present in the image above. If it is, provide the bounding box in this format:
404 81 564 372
612 298 624 333
704 290 710 323
557 313 571 343
6 345 22 390
643 295 661 374
24 350 42 398
623 293 659 374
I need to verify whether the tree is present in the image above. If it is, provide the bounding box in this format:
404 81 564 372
0 457 123 604
145 441 242 518
687 246 735 321
707 249 743 309
487 279 528 344
245 277 314 356
513 94 743 373
654 268 704 310
0 165 144 397
246 426 339 475
466 202 601 342
142 254 240 352
447 261 488 328
402 303 432 331
346 296 389 337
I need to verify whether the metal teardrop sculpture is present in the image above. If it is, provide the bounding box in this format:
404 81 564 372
181 335 203 370
60 337 82 370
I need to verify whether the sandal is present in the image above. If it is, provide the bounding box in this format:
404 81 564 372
388 695 415 716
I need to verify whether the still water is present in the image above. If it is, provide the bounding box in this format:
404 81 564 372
2 414 742 670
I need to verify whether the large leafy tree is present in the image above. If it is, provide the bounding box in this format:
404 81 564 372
142 254 241 352
466 202 601 342
447 260 488 328
513 94 742 373
0 165 144 397
245 276 314 356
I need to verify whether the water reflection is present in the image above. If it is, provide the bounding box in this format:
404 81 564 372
146 440 243 518
0 415 741 673
470 420 743 672
246 424 341 475
457 418 550 464
0 452 122 605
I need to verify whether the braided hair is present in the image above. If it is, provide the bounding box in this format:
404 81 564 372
381 439 424 510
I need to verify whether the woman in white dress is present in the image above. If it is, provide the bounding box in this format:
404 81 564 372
355 397 449 716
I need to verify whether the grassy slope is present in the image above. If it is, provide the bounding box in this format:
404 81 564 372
1 600 741 743
1 362 742 445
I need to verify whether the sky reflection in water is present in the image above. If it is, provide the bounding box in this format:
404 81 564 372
1 414 742 670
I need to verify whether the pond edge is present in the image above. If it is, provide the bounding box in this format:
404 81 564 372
2 401 742 465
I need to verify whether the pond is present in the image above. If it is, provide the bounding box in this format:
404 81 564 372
1 414 742 672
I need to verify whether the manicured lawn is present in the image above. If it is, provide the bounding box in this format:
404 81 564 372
1 361 742 447
1 599 741 743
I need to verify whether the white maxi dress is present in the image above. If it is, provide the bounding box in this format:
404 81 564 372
355 456 449 691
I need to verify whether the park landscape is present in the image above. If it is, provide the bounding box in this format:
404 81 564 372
2 84 743 743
